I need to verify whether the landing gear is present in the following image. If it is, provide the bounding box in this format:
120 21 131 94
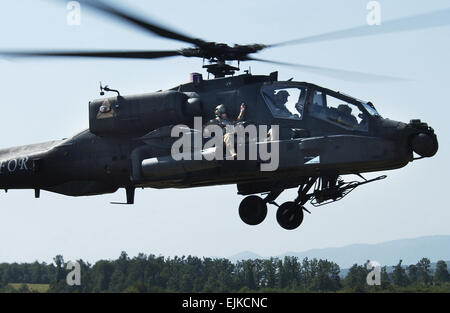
276 202 304 230
237 174 386 230
237 186 308 230
239 195 267 225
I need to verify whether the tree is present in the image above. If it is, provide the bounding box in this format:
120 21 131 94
407 264 418 285
280 257 301 290
109 252 130 292
2 252 450 293
434 261 449 284
91 261 114 292
53 255 65 283
301 257 319 289
380 266 392 289
311 260 341 291
344 264 367 292
261 258 277 289
416 258 432 285
241 260 256 290
392 260 409 287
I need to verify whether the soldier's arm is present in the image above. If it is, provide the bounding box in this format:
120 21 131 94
236 103 246 121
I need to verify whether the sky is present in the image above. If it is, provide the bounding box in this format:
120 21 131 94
0 0 449 264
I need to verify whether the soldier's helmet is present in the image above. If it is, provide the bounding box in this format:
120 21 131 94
215 104 227 117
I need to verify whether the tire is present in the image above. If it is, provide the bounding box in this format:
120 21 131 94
239 195 268 226
276 202 304 230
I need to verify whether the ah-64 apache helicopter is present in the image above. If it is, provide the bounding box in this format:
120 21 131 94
0 1 442 230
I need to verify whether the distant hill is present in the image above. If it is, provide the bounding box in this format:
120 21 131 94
229 235 450 268
228 251 263 263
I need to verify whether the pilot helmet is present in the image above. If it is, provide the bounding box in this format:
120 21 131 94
215 104 227 117
275 90 290 101
338 104 352 115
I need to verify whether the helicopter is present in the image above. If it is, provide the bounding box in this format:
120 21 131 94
0 1 441 230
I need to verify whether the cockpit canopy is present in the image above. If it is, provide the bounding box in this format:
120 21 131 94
261 84 380 132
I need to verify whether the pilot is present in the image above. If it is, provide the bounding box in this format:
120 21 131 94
337 104 358 126
208 103 246 159
272 90 292 117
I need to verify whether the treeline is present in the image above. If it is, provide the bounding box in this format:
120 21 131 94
0 252 449 292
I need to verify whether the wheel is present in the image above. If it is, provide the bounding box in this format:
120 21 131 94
276 202 304 230
239 195 268 226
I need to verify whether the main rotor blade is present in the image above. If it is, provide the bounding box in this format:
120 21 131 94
249 58 406 83
74 0 205 46
270 8 450 47
0 50 182 59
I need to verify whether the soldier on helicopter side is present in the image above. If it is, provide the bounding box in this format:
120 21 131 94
207 103 246 159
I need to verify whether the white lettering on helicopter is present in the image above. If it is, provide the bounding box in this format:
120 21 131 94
0 157 30 174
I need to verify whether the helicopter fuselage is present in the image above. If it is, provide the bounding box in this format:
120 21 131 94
0 73 438 202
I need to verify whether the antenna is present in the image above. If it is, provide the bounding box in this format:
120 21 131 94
99 82 121 97
99 81 105 96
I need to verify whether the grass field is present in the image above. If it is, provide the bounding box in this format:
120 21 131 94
8 283 50 293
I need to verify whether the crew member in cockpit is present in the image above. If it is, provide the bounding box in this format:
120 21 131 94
272 90 292 117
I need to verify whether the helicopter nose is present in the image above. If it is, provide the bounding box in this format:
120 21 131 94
408 120 438 158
